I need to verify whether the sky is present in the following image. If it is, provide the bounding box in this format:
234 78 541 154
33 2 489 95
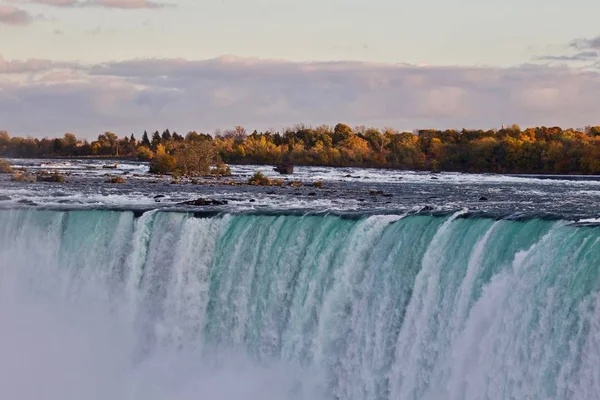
1 0 600 138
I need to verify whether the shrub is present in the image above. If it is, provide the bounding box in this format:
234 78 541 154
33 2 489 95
148 142 231 177
36 171 65 183
11 172 36 182
212 162 232 176
173 141 220 176
0 159 13 174
106 176 126 184
313 181 324 188
249 171 269 185
248 171 284 186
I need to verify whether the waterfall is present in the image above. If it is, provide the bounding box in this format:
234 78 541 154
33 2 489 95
0 209 599 399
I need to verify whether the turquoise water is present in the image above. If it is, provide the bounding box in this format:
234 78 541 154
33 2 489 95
0 209 599 399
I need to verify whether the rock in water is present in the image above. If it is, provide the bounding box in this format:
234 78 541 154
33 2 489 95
17 199 37 205
178 198 228 206
273 164 294 174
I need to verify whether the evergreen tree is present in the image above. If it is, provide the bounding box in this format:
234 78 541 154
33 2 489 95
141 131 151 147
151 131 161 149
162 129 172 141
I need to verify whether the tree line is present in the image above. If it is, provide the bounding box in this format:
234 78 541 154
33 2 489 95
2 123 600 174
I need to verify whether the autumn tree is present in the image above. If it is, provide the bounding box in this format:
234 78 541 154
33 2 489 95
0 131 9 155
333 123 353 145
6 122 600 175
149 144 176 174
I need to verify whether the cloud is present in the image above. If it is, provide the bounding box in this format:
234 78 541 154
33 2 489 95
570 36 600 51
84 0 171 8
534 36 600 66
534 51 598 62
21 0 78 6
0 56 78 73
16 0 173 8
0 5 33 25
1 56 600 138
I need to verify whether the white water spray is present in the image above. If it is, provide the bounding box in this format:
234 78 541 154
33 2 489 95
1 209 599 399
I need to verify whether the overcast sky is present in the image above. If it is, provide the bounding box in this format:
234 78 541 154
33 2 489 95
1 0 599 138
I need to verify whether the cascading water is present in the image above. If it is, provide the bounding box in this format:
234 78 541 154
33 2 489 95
1 208 599 400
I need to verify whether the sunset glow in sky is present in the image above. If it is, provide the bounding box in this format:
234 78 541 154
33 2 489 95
1 0 599 137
